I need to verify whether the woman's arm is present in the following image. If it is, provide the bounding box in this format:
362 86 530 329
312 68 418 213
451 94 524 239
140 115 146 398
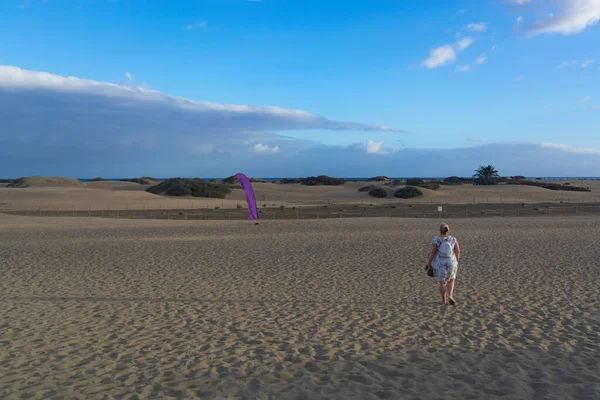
427 243 437 266
454 240 461 263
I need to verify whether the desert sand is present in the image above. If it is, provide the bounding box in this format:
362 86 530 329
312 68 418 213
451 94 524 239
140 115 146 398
1 178 600 213
1 215 598 399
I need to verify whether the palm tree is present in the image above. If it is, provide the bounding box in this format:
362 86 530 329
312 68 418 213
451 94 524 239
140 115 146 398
473 165 499 185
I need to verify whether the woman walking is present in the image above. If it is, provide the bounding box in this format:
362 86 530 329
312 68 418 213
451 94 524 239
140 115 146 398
426 223 461 305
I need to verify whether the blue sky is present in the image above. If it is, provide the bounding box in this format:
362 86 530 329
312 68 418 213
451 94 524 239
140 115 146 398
1 0 600 177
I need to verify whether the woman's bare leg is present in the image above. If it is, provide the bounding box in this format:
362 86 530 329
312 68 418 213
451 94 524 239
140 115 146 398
447 279 455 302
439 282 447 304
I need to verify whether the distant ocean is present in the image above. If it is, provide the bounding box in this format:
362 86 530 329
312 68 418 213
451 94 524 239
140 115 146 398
79 177 600 182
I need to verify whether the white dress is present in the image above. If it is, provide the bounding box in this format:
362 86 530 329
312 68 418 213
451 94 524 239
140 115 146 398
433 235 458 283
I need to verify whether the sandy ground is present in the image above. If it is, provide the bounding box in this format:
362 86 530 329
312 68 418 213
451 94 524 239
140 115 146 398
0 216 599 399
1 180 599 212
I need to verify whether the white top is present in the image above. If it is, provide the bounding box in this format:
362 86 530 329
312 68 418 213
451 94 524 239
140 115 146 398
433 235 456 247
433 236 457 260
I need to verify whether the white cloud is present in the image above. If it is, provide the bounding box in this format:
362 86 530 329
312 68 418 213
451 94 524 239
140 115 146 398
474 45 495 66
467 137 496 143
539 142 600 155
254 143 280 154
560 59 595 68
529 0 600 36
456 37 474 50
507 0 531 4
366 140 384 154
579 96 593 102
185 21 208 30
467 22 488 32
591 105 600 109
457 65 472 72
516 16 524 25
420 37 474 69
514 75 526 82
582 59 595 67
0 65 396 134
421 45 456 69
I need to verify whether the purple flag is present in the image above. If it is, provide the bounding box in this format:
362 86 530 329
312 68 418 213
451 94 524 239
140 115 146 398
235 173 259 221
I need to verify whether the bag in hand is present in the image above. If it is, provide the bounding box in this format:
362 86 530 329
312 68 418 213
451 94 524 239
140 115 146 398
425 264 434 277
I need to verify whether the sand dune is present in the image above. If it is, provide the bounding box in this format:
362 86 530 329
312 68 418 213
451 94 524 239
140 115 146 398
0 216 598 399
7 176 86 188
1 179 599 213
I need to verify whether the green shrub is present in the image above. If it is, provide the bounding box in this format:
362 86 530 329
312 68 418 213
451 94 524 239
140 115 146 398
222 176 238 185
395 186 423 199
519 180 590 192
146 178 232 198
406 178 425 186
121 177 157 185
368 187 388 198
89 177 109 182
442 176 463 185
367 176 390 182
281 176 345 186
280 178 301 184
405 178 440 191
385 179 405 187
358 185 376 193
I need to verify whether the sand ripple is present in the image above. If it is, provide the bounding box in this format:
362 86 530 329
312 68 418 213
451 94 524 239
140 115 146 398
1 217 599 399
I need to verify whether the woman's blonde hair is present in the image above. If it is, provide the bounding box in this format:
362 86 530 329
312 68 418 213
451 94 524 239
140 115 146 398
440 223 450 236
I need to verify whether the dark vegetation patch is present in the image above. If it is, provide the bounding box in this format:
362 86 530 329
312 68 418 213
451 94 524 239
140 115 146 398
121 177 160 185
358 185 376 193
395 186 423 199
368 187 388 198
367 176 390 182
146 178 232 198
280 175 346 186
